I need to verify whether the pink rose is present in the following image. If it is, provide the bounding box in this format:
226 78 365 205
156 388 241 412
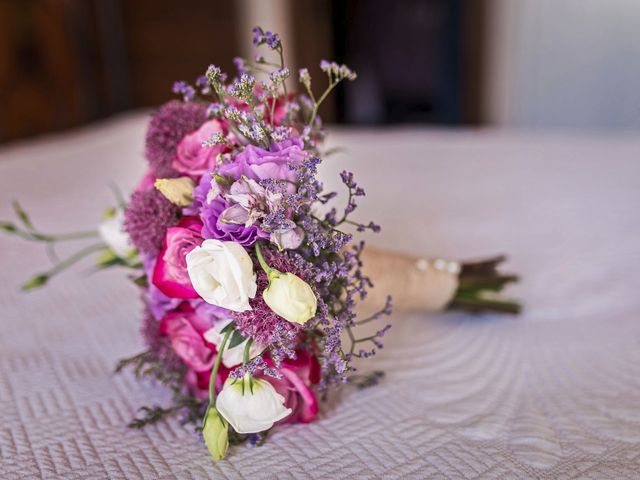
217 137 307 183
160 304 215 373
261 348 321 424
173 119 228 176
152 217 203 298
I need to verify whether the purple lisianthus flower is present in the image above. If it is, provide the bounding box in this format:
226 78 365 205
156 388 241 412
219 176 304 251
200 197 269 246
217 137 308 183
183 172 212 215
192 300 232 323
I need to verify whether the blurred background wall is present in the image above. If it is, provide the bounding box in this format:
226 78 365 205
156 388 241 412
2 0 640 144
485 0 640 130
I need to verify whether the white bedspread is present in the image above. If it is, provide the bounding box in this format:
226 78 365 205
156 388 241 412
1 114 639 479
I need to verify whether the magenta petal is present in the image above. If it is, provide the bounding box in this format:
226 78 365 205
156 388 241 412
280 368 319 423
152 250 199 299
151 217 202 299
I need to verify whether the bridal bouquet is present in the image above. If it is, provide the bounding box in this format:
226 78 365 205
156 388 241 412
1 27 519 461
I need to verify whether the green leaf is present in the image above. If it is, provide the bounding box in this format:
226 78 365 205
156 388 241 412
12 201 34 230
227 330 246 349
0 222 17 233
220 321 236 335
102 207 117 220
213 173 233 187
95 249 128 268
21 273 48 291
132 274 148 287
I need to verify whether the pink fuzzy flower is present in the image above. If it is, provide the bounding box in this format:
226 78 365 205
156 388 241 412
145 100 207 178
152 217 203 298
173 119 228 176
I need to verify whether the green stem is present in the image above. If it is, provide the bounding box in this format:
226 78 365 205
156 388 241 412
269 92 277 129
208 329 232 407
3 226 99 243
23 243 107 290
243 338 254 365
346 325 356 356
278 46 288 97
449 296 521 315
254 242 275 277
307 79 338 127
50 243 106 275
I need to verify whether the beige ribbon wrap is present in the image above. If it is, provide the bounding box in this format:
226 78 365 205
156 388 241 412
357 246 460 317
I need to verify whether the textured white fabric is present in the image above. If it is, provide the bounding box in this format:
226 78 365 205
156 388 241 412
1 114 639 479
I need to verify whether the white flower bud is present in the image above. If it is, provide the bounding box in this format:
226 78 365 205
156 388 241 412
202 408 228 461
98 209 133 258
263 271 317 325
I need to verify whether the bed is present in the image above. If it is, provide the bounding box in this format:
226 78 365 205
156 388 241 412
1 114 639 479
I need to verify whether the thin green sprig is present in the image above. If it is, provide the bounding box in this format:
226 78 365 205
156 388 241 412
22 243 107 290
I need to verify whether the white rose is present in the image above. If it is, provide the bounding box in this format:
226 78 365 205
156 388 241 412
186 239 257 312
263 271 317 324
98 209 133 258
217 375 291 434
203 319 265 368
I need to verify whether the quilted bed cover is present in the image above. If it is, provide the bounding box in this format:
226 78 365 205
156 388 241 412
1 114 639 479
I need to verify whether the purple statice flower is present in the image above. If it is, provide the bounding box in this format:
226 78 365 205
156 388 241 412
145 101 207 178
252 27 263 46
271 126 292 143
228 73 256 101
265 31 281 49
206 102 223 118
233 57 248 75
205 64 222 83
200 197 268 246
252 26 281 50
230 355 282 381
269 67 290 85
195 75 210 95
172 81 195 102
124 188 180 256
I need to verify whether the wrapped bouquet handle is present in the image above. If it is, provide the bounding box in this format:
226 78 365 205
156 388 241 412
359 247 521 317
